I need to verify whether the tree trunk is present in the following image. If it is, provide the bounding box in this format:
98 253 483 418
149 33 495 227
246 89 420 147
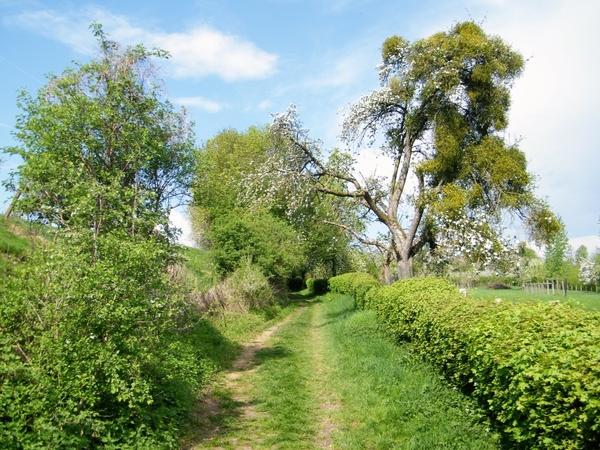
396 256 414 279
382 260 393 285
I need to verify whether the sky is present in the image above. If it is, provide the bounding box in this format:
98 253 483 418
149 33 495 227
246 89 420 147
1 0 599 252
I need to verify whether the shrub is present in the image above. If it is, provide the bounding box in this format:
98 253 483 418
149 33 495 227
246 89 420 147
365 277 600 449
306 278 328 295
328 272 381 309
487 281 511 289
0 234 214 449
196 259 276 313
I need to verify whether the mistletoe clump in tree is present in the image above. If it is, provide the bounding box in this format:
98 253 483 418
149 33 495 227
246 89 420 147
265 21 560 279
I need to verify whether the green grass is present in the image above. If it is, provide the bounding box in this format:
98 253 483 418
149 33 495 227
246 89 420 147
0 217 37 274
182 246 217 291
320 294 500 449
187 294 500 449
470 286 600 311
210 302 298 344
250 306 320 448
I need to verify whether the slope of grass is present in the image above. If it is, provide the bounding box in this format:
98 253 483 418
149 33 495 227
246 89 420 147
182 246 217 291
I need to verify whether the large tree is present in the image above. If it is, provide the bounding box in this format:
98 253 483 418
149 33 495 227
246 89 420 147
265 21 559 279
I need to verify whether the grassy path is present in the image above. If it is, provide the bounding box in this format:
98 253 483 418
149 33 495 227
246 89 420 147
182 294 499 449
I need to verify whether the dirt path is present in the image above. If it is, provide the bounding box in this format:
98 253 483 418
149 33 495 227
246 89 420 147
182 301 344 449
182 306 306 449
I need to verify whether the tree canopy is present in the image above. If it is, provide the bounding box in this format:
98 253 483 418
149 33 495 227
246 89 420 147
4 24 195 242
191 126 356 279
263 21 560 279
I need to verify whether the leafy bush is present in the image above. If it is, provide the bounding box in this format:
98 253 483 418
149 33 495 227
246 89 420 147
209 208 305 279
306 277 328 295
365 277 600 449
0 234 215 449
195 259 276 313
328 272 381 309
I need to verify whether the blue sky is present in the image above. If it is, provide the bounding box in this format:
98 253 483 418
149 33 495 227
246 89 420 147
1 0 599 251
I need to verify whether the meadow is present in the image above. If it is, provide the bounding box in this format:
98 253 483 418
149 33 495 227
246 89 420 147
471 286 600 311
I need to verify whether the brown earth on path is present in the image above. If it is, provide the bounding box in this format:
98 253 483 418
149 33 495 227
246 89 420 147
181 307 304 449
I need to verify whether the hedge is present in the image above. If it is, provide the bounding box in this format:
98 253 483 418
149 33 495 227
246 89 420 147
329 274 600 449
306 278 328 295
328 272 381 309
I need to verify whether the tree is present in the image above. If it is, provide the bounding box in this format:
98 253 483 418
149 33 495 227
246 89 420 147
0 26 205 446
264 22 560 279
575 245 589 266
4 24 195 242
191 127 356 278
208 207 305 279
544 219 572 279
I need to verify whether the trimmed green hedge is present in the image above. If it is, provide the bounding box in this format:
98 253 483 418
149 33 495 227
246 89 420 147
306 278 328 295
328 272 380 309
329 274 600 449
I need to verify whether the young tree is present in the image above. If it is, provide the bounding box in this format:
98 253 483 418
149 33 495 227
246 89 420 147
0 26 204 446
264 22 560 279
544 219 572 279
4 24 195 242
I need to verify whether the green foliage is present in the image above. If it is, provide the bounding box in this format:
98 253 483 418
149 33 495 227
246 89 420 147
306 277 328 295
192 126 356 279
544 219 571 278
192 126 270 226
4 25 194 238
328 272 381 309
363 277 600 449
0 234 215 448
0 26 207 448
208 207 304 279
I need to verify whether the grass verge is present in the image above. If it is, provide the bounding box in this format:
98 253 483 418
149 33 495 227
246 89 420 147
320 293 500 449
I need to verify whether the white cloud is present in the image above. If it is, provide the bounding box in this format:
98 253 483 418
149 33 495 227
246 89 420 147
173 96 225 113
258 100 273 110
569 236 600 254
156 28 277 81
169 208 196 248
6 6 278 81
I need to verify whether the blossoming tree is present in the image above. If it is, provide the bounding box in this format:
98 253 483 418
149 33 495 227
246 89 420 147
263 21 560 279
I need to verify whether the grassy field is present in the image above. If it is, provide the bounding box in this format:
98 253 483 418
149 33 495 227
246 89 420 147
470 286 600 311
